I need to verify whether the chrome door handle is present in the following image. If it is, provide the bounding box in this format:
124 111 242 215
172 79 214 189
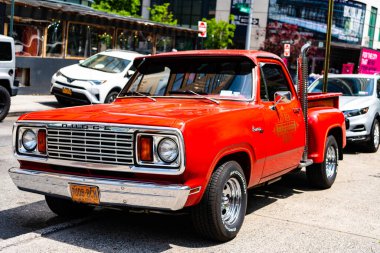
252 127 264 133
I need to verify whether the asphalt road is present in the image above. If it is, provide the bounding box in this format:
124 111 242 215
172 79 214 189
1 116 379 253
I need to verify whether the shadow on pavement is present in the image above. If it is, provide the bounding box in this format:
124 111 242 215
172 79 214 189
0 200 69 240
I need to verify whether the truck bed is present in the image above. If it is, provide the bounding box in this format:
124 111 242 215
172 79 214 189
307 92 341 109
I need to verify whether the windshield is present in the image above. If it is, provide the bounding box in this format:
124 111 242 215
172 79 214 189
120 57 254 100
80 54 131 73
308 77 374 96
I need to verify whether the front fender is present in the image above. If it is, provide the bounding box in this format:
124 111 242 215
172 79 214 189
308 107 346 163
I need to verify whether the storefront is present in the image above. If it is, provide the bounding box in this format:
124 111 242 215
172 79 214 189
0 0 197 94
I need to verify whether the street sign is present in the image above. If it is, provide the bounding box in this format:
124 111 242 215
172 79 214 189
240 6 250 14
198 21 207 38
284 43 290 57
239 17 259 25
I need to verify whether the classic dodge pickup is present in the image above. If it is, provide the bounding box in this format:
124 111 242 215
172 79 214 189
9 48 346 242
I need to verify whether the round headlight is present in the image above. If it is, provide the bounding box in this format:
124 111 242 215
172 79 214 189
157 138 179 163
22 129 37 151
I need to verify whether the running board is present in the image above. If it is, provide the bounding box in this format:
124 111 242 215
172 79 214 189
298 159 313 168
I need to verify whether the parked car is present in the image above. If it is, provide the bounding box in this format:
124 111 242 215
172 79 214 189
0 35 18 121
9 50 346 242
51 50 143 105
308 74 380 152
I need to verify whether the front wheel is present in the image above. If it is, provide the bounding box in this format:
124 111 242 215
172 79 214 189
45 195 95 218
191 161 247 242
364 118 379 153
306 135 338 189
104 90 119 103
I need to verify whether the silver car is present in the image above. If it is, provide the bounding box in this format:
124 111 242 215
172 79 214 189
309 74 380 152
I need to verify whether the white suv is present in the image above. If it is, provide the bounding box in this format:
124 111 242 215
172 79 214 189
51 50 142 105
0 35 18 121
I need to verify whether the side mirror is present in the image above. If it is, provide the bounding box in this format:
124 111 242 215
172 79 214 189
125 70 135 78
270 91 292 110
79 60 84 64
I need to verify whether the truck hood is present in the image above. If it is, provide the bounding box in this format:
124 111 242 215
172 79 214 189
60 64 121 81
339 96 374 111
18 98 248 129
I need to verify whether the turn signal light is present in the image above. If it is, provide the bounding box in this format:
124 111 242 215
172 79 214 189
37 129 47 154
139 135 153 162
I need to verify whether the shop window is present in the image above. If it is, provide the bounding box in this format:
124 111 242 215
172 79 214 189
116 30 152 54
12 22 43 57
67 23 113 58
156 35 174 53
46 21 63 57
175 36 195 51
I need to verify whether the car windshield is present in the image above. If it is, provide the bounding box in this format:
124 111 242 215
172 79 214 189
308 77 374 96
120 57 254 101
80 54 131 73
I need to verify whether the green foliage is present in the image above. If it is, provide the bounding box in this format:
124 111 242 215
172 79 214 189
92 0 141 17
149 3 177 25
202 15 236 49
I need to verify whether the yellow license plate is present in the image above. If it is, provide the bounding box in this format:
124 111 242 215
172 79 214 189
69 184 100 204
62 87 72 95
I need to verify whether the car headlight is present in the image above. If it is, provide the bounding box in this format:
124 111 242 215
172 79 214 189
157 138 179 163
343 107 369 117
22 129 37 151
89 80 107 85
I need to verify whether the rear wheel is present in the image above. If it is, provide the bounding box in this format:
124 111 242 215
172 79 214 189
104 90 119 103
45 195 95 218
306 135 338 189
364 118 380 153
0 85 11 121
191 161 247 242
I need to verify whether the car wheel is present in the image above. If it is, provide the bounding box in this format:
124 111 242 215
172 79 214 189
105 90 119 103
0 85 11 121
54 95 72 106
191 161 247 242
45 195 95 218
364 118 380 153
306 135 338 189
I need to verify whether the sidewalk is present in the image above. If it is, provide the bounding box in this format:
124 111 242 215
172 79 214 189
8 95 61 117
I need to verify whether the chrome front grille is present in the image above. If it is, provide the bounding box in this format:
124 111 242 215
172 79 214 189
47 126 134 166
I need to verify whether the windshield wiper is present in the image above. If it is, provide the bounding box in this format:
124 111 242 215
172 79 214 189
124 91 156 102
170 90 219 104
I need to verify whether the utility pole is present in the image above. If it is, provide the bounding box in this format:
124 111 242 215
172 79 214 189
322 0 334 92
245 0 253 50
9 0 15 37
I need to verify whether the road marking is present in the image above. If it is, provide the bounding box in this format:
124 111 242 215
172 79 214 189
0 216 96 250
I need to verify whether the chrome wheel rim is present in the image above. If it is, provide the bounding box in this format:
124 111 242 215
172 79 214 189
326 145 337 178
374 123 379 148
221 177 242 226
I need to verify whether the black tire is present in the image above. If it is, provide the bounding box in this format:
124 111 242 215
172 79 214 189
45 195 95 218
191 161 247 242
306 135 338 189
364 118 380 153
104 90 119 103
54 95 72 106
0 85 11 121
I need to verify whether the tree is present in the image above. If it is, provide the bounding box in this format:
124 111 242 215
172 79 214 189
202 15 236 49
149 3 177 25
92 0 140 17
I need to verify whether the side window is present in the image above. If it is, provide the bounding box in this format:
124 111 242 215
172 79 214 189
260 63 291 101
0 42 12 61
377 79 380 97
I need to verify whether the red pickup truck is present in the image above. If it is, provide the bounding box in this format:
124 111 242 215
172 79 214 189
9 50 346 242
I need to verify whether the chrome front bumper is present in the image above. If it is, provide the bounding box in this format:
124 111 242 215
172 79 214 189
9 168 190 211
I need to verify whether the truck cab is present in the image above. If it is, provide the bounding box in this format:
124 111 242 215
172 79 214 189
0 35 18 121
9 50 346 242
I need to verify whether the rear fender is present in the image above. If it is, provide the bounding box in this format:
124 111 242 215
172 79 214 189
307 107 346 163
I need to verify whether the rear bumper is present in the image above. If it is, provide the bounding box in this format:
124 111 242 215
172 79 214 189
9 168 190 211
11 80 19 96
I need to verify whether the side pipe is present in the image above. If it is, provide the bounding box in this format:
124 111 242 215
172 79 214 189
297 42 311 161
